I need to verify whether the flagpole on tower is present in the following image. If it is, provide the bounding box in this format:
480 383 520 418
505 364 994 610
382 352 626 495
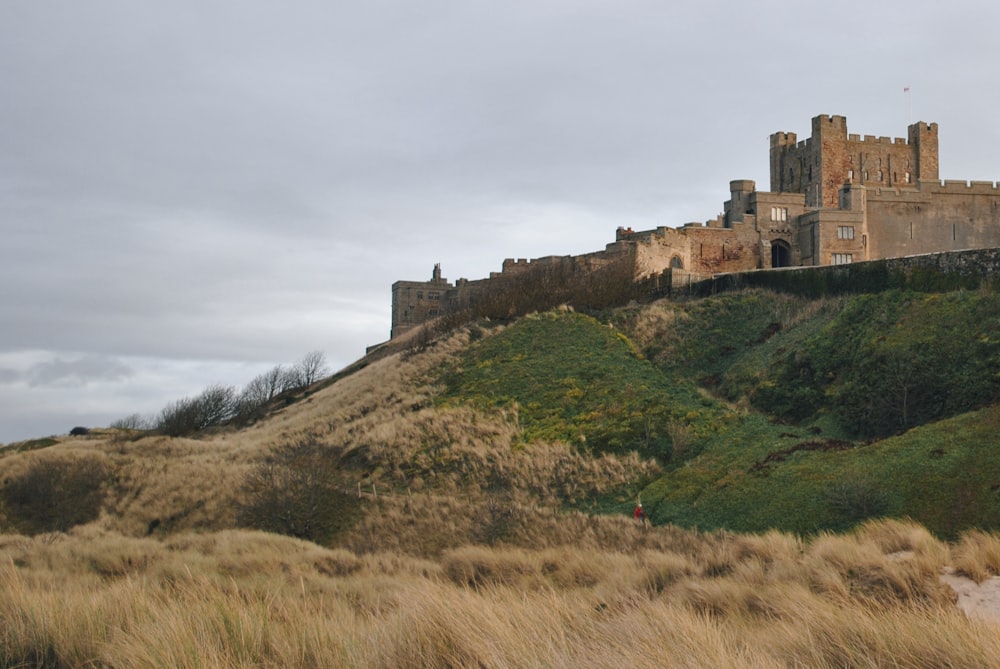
904 86 911 124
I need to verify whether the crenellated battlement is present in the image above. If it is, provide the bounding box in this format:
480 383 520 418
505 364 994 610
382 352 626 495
935 180 1000 191
495 255 574 278
812 114 848 137
772 134 910 152
848 134 908 145
770 131 798 148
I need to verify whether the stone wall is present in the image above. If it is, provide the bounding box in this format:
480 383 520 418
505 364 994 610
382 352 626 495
688 247 1000 298
866 181 1000 260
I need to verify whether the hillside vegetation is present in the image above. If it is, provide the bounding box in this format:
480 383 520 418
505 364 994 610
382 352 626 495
2 286 1000 665
435 289 1000 537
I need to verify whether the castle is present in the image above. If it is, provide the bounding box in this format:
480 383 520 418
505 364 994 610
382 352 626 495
387 114 1000 340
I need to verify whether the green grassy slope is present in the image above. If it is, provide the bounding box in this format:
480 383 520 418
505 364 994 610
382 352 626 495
439 311 745 463
437 289 1000 537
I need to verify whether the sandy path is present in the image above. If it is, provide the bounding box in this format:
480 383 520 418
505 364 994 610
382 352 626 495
940 570 1000 624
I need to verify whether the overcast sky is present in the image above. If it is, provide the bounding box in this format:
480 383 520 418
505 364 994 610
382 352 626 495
2 1 999 442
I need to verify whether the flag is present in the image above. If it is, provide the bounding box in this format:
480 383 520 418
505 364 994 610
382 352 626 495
904 86 910 92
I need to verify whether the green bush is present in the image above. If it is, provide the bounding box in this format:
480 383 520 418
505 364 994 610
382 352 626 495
826 473 891 524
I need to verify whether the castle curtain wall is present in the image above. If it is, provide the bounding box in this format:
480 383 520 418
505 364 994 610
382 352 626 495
864 181 1000 260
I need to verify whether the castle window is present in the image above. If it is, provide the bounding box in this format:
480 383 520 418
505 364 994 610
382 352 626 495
831 253 854 265
429 309 438 317
670 256 683 269
877 170 883 181
864 171 869 180
837 226 855 240
770 207 787 222
417 291 423 300
428 292 440 300
904 172 911 183
847 169 854 180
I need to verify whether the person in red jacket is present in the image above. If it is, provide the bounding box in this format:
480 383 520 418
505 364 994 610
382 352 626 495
633 503 647 526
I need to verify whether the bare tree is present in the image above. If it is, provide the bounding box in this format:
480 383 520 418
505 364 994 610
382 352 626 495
279 365 304 393
295 350 329 386
241 366 286 405
156 384 236 436
196 384 237 427
156 397 202 436
260 365 288 398
109 413 152 431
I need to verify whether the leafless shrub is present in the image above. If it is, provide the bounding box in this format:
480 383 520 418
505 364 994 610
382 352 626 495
233 353 328 420
236 439 358 543
1 454 109 534
109 413 153 431
155 384 237 437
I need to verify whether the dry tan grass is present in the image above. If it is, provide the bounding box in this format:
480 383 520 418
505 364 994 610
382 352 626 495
622 298 692 350
952 529 1000 582
3 324 1000 665
2 521 1000 668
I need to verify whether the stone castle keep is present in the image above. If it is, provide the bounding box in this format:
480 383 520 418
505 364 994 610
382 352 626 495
388 113 1000 340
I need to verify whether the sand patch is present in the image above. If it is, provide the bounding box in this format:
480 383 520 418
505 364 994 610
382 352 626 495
940 569 1000 624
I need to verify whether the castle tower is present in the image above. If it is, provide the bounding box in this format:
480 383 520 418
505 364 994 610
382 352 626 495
769 130 797 198
770 115 937 210
908 121 939 182
725 179 756 226
390 263 451 339
811 115 849 209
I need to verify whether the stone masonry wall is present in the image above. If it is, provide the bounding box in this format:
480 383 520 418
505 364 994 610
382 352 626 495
689 247 1000 298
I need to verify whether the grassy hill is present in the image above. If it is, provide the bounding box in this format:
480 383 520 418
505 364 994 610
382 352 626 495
431 289 1000 538
3 287 1000 542
3 287 1000 665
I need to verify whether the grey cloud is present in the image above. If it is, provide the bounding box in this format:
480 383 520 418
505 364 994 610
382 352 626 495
26 356 134 388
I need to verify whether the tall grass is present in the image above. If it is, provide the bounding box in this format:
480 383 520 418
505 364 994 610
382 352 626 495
0 520 998 668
